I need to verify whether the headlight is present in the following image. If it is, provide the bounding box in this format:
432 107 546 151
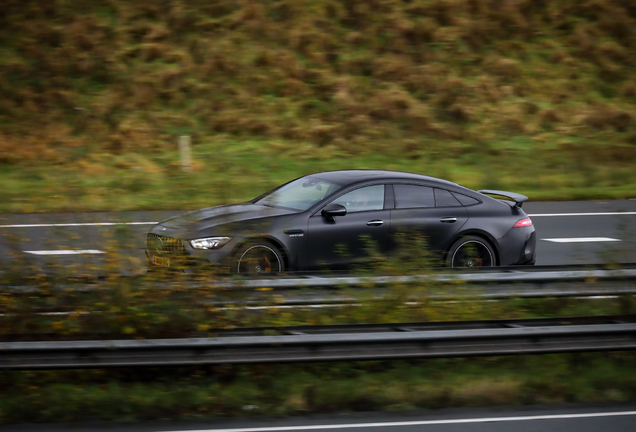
190 237 232 250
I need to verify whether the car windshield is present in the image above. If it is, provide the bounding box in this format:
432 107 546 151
254 177 343 211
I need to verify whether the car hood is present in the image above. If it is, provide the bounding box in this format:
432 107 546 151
158 203 298 233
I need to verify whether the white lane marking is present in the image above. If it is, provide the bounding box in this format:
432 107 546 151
542 237 621 243
529 212 636 217
23 250 105 255
159 410 636 431
0 222 157 228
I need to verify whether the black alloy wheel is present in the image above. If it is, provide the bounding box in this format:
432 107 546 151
236 242 284 274
447 236 495 268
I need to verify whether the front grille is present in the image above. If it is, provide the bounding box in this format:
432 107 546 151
147 233 188 256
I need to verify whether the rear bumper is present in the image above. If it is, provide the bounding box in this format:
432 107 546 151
499 228 536 266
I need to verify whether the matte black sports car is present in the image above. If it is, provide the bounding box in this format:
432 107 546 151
146 170 536 274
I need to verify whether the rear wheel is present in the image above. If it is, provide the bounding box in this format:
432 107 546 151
447 236 496 268
236 242 284 275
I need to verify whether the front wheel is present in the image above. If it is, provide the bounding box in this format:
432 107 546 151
446 236 496 268
236 242 284 275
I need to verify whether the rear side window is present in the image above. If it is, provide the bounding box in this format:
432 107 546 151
452 192 480 206
435 189 462 207
394 185 435 209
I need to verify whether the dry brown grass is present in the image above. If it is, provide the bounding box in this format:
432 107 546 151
0 0 635 164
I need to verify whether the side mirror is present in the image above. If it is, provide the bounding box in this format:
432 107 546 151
321 203 347 221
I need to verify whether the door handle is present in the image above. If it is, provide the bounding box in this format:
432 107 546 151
366 220 384 226
440 217 457 223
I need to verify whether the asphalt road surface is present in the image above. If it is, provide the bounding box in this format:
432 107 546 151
4 404 636 432
0 200 635 276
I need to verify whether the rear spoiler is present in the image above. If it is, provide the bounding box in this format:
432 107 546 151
478 190 528 208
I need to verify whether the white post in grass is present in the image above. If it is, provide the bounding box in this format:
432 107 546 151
179 135 192 173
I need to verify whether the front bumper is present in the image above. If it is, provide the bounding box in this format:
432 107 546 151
145 226 234 273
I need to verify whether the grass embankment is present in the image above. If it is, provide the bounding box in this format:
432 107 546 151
2 1 636 212
2 354 636 424
2 138 636 214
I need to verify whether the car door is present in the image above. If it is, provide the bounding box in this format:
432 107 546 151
389 184 468 255
306 185 390 270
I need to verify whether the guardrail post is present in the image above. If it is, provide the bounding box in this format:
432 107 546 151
179 135 192 173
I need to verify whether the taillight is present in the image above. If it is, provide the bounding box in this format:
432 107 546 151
513 217 533 228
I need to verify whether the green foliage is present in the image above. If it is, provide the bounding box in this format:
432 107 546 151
1 227 635 423
0 223 633 340
1 354 636 423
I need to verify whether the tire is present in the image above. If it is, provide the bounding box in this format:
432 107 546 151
236 241 284 275
446 236 496 268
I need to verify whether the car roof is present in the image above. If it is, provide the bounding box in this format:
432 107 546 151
309 170 459 188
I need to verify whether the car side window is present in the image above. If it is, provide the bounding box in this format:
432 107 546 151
452 192 480 206
330 185 385 213
394 184 435 209
435 189 462 207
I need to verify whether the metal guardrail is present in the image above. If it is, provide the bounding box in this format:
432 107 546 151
4 265 636 293
2 316 635 370
3 267 636 312
220 267 636 304
215 267 636 289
